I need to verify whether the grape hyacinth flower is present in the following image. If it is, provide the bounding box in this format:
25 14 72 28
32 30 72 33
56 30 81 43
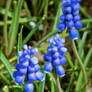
13 45 44 92
58 0 82 40
44 34 67 77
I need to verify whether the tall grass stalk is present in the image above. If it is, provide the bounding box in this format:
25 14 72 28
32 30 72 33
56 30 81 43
72 40 88 92
3 0 12 56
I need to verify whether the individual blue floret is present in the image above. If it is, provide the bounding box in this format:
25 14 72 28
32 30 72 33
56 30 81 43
52 52 60 58
28 65 35 73
53 58 61 66
29 57 38 65
62 0 72 6
69 28 79 40
73 9 79 16
44 53 52 61
58 47 67 56
60 57 67 64
62 6 72 13
75 21 83 29
65 14 73 21
74 15 80 22
66 21 74 28
56 65 65 77
15 75 25 84
58 23 66 31
28 73 37 81
60 15 65 22
25 82 34 92
36 71 45 81
34 64 40 72
44 62 53 72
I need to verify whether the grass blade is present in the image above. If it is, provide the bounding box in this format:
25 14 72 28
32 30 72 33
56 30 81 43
48 72 56 85
3 0 12 56
0 7 12 17
0 52 13 79
65 72 75 92
51 80 55 92
0 72 10 85
17 25 23 51
52 6 62 32
75 47 92 91
38 73 46 92
78 31 88 55
23 20 42 44
8 0 24 56
65 53 74 68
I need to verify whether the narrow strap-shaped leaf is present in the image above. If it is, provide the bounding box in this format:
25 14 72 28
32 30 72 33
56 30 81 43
75 47 92 91
78 31 88 55
17 25 23 51
8 0 24 55
23 20 42 44
38 73 46 92
48 72 56 85
51 80 55 92
0 72 10 85
0 52 13 79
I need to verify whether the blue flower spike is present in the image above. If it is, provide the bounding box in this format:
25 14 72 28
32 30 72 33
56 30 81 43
58 0 82 39
44 34 67 77
13 44 44 92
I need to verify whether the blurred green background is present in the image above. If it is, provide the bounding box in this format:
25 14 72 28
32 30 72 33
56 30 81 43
0 0 92 92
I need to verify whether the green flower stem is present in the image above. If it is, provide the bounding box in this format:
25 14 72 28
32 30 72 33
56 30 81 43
56 75 63 92
54 68 62 92
3 0 12 56
75 47 92 91
72 40 88 92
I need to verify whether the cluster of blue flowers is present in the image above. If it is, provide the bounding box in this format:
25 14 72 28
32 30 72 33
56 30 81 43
13 45 44 92
44 34 67 77
58 0 82 40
